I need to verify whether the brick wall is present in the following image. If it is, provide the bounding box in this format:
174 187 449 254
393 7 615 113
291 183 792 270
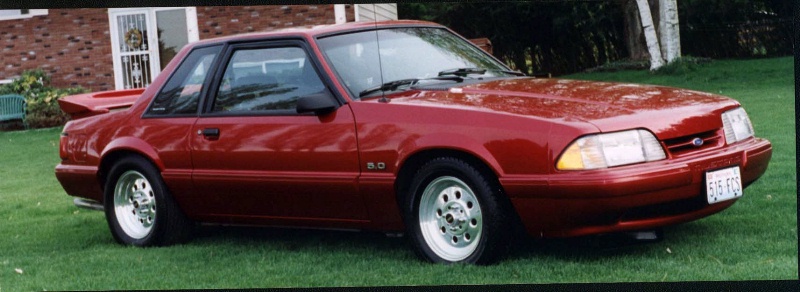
0 5 338 93
197 5 337 38
0 8 114 92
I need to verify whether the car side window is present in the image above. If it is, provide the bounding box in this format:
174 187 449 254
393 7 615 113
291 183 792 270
212 46 326 113
146 45 222 116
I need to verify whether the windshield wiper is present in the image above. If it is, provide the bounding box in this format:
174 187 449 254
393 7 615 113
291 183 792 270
439 67 526 77
358 78 420 98
438 67 487 77
493 69 526 76
358 76 464 98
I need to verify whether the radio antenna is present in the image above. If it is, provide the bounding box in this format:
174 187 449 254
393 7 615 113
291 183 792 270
370 5 389 103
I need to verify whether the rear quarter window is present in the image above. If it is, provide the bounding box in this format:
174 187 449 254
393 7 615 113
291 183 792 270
146 45 222 116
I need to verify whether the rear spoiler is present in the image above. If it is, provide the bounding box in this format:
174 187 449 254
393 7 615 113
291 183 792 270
58 88 144 120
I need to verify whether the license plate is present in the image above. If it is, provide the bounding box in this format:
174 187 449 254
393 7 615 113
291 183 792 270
705 166 743 204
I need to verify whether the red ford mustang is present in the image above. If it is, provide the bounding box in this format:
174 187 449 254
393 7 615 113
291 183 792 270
55 20 771 264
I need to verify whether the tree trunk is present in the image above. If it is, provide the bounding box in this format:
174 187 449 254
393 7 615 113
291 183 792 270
513 51 529 75
635 0 664 70
658 0 681 63
622 0 648 60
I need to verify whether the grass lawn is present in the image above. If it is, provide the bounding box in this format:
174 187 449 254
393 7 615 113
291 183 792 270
0 56 795 290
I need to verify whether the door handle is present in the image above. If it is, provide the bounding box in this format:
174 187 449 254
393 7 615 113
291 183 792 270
198 128 220 139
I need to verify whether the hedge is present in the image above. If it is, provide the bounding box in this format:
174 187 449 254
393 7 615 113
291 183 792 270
0 70 88 129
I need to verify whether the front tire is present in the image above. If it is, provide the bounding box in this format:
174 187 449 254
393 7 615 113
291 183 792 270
104 156 192 246
402 157 511 264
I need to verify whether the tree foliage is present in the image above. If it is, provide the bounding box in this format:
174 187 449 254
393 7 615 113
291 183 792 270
679 0 792 58
401 2 626 76
399 1 791 75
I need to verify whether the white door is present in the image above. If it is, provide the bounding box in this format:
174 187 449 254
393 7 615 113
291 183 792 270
109 8 199 90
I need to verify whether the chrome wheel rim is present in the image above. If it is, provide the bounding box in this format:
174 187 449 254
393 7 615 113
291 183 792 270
113 170 156 239
418 176 482 262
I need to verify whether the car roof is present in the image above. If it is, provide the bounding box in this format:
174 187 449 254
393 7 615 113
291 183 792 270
189 20 444 47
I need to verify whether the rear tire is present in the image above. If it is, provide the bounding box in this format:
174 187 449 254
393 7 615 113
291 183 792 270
104 156 193 246
401 157 511 264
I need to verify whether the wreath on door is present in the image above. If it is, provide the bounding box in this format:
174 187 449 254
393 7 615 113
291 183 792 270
124 28 143 49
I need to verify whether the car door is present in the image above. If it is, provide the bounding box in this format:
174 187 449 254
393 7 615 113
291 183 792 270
190 40 367 225
139 45 222 218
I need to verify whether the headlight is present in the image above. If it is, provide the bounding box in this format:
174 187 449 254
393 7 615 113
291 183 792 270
721 107 754 145
556 129 666 170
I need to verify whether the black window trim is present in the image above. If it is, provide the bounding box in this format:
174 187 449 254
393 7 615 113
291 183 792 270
200 37 344 118
141 43 225 119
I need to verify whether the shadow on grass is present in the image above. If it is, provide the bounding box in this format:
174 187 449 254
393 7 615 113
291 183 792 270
191 225 413 259
507 222 717 262
183 223 719 263
0 120 26 131
508 233 660 262
45 204 723 266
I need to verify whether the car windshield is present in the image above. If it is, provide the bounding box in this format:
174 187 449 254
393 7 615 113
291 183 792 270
317 27 515 99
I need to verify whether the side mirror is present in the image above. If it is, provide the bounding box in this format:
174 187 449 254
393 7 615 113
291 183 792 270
296 91 339 115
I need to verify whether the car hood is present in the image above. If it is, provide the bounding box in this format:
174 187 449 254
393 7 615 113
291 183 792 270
387 78 740 140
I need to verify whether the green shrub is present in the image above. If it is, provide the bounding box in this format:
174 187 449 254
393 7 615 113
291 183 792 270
584 59 650 73
0 69 88 129
585 56 714 75
653 56 712 75
25 96 72 129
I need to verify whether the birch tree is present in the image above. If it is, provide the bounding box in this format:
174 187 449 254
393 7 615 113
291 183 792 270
658 0 681 63
635 0 664 70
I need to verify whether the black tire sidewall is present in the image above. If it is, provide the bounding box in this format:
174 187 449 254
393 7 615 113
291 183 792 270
103 156 171 246
403 157 509 264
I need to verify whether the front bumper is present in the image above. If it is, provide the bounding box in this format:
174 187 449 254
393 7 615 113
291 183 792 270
500 137 772 237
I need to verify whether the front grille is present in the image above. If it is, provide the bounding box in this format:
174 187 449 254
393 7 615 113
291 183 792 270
663 129 723 157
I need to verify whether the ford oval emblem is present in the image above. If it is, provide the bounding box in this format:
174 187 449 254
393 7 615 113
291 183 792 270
691 137 704 147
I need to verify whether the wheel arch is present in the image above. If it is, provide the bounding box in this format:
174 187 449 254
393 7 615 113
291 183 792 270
395 148 502 203
98 137 164 188
394 130 507 190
